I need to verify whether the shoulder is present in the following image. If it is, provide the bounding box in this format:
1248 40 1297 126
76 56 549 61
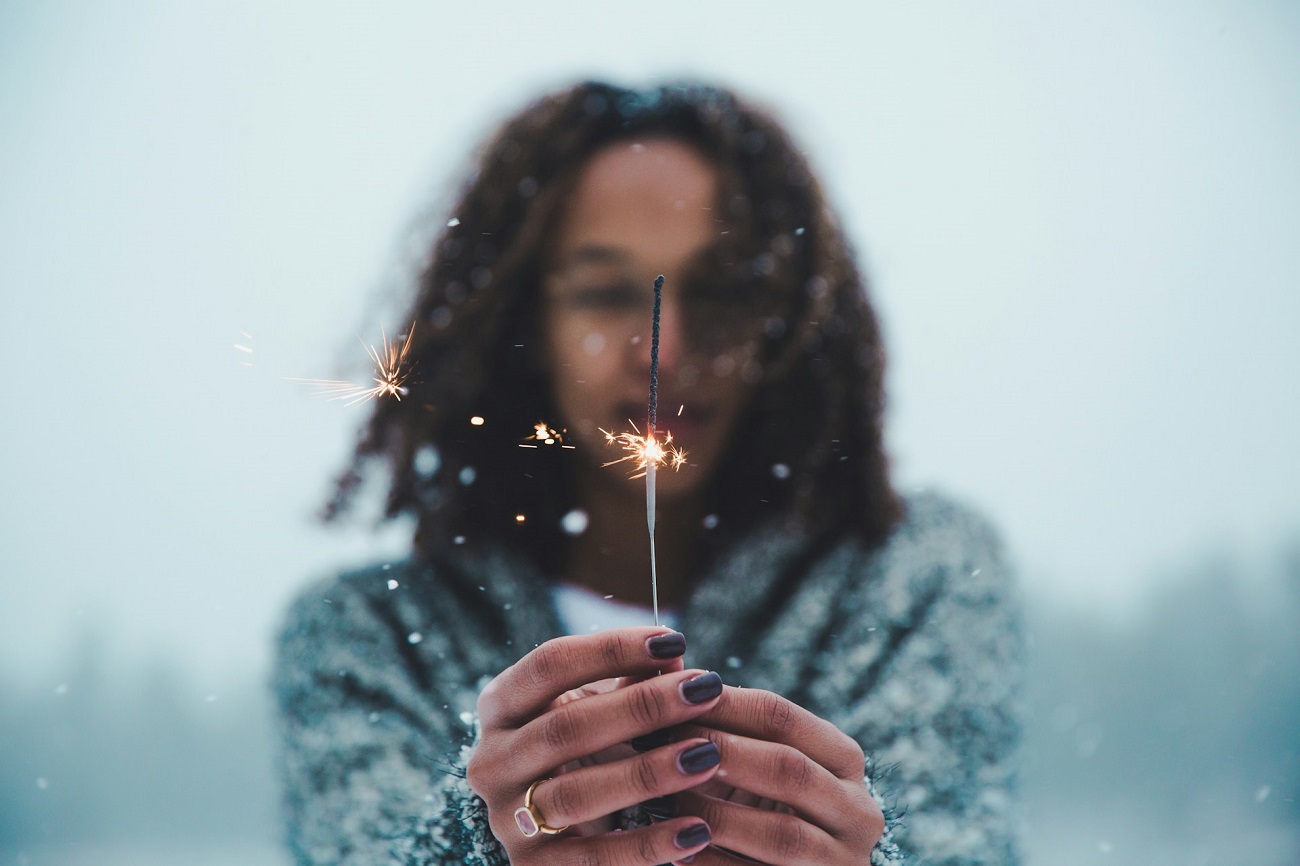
272 555 490 676
887 489 1005 557
854 489 1016 616
273 561 419 683
874 490 1008 576
273 547 551 693
278 560 414 644
272 556 499 735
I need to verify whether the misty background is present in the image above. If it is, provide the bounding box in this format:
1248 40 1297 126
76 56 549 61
1 2 1297 864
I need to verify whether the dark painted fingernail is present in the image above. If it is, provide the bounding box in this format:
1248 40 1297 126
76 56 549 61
679 671 722 705
676 741 720 774
646 631 686 659
674 823 711 849
632 728 675 752
643 793 678 820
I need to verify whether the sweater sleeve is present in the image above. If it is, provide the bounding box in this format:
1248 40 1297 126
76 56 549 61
273 576 507 865
813 496 1024 866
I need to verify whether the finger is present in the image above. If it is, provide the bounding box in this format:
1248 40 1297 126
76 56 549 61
479 628 687 727
613 656 686 688
691 687 866 780
511 670 725 777
668 844 749 866
692 730 866 832
519 818 713 866
678 790 839 866
631 726 677 753
528 739 721 828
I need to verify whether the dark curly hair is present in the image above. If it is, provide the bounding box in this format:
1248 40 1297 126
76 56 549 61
324 80 902 576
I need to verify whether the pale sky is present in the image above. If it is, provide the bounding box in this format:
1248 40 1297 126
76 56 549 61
2 0 1298 686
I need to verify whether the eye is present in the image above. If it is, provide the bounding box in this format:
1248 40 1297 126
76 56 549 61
692 276 752 308
565 282 646 310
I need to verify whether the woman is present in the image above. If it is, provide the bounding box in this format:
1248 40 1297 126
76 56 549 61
275 81 1022 866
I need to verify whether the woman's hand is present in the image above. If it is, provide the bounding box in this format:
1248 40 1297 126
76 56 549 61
672 686 886 865
466 627 725 865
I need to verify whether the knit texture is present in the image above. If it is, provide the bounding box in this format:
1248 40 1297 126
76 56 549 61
274 491 1022 864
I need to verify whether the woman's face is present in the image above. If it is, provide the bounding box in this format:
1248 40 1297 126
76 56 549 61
542 138 756 500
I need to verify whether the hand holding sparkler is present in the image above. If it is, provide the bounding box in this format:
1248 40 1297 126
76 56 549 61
468 628 720 860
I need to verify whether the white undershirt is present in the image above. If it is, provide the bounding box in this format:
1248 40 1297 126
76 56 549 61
551 582 680 635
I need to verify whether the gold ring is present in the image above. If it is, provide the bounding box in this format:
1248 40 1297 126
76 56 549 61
514 779 569 838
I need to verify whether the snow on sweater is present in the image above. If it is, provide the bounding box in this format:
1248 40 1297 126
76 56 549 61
273 491 1023 864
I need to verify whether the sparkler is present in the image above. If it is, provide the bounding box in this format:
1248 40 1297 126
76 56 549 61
600 275 686 626
287 324 416 406
646 275 664 626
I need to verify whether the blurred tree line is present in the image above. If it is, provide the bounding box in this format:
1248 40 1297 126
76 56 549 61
1021 539 1299 863
0 629 281 853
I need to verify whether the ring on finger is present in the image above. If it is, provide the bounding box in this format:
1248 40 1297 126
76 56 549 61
514 779 570 838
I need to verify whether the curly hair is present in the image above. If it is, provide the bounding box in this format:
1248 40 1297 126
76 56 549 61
324 80 902 575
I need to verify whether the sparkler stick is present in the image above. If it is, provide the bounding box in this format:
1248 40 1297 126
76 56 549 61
599 276 685 624
647 275 664 626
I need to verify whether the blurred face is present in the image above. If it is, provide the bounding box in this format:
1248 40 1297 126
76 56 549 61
542 139 757 500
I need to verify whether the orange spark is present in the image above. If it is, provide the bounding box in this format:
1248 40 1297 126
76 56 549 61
518 421 577 449
288 324 416 406
599 422 687 478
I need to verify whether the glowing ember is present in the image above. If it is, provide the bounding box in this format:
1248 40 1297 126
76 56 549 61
518 421 576 449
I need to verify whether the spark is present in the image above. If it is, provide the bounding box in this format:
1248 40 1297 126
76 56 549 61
470 415 485 426
519 421 577 449
599 423 686 478
234 331 254 367
288 324 416 406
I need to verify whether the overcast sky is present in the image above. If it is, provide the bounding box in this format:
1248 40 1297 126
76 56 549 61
2 0 1298 687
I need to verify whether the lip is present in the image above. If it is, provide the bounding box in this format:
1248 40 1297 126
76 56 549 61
615 400 713 445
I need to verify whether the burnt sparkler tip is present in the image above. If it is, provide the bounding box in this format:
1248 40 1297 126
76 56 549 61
649 275 664 429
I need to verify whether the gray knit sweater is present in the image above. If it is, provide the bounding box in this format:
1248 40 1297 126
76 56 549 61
274 491 1022 865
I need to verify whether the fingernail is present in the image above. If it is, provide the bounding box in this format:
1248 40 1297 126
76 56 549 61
679 671 722 705
676 741 720 775
644 793 678 820
632 728 675 752
674 823 711 849
647 631 686 660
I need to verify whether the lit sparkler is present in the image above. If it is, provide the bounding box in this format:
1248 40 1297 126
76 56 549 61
288 324 416 406
601 275 685 625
